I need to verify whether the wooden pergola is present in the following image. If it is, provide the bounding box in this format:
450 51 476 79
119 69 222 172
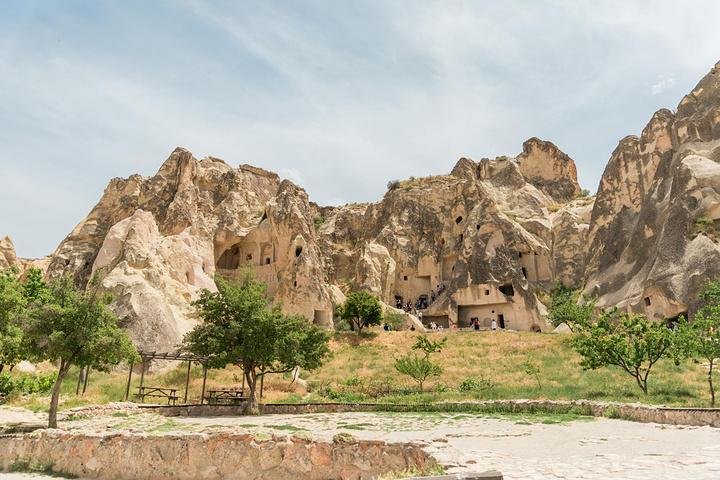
124 351 210 404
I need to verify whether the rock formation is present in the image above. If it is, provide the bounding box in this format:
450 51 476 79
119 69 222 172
0 236 18 269
583 60 720 321
5 60 720 351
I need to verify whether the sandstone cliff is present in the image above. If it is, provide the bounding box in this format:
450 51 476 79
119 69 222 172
583 60 720 321
10 62 720 351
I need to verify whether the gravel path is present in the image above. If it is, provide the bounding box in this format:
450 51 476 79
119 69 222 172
2 407 720 479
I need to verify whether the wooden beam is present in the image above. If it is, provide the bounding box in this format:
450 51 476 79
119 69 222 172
124 359 134 401
184 361 192 404
82 367 90 395
200 365 208 406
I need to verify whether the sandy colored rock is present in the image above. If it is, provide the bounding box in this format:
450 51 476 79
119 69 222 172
0 236 18 269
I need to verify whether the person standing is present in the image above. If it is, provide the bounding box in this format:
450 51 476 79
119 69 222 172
491 319 497 331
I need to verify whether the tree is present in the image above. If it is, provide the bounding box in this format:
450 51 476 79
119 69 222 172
675 279 720 406
341 291 383 334
394 336 446 392
22 275 138 428
0 267 26 373
182 269 331 414
543 280 595 329
571 308 674 394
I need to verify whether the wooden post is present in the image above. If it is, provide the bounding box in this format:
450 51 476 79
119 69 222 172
82 367 90 395
124 358 134 401
241 368 245 394
260 374 264 399
138 358 146 402
200 365 208 406
76 367 84 396
184 361 192 404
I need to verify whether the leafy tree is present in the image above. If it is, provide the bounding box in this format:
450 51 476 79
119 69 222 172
182 269 331 413
571 308 674 394
394 335 446 392
544 280 595 329
675 279 720 406
22 275 138 428
0 267 26 373
23 267 49 302
341 291 383 334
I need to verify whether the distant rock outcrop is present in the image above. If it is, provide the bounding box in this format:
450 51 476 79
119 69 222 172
0 236 17 269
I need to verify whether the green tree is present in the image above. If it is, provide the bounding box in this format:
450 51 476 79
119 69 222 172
675 279 720 406
0 267 26 373
22 275 138 428
543 280 595 329
182 269 331 414
23 267 49 302
571 308 674 394
394 335 446 392
341 291 383 334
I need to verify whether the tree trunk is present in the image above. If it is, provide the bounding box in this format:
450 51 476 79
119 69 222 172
709 358 715 407
243 370 259 415
48 359 72 428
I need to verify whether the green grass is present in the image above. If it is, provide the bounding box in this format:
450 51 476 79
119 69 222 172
1 331 716 412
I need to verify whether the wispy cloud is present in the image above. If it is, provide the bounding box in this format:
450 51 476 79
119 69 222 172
1 1 720 258
651 75 677 95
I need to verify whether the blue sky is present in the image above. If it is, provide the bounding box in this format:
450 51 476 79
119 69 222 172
1 1 719 259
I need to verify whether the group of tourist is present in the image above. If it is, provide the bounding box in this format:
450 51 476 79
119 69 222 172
395 283 447 315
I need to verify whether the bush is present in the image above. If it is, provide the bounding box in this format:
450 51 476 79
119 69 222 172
0 372 57 396
457 375 494 392
334 318 351 332
387 180 400 191
313 216 326 229
385 312 406 331
575 189 591 198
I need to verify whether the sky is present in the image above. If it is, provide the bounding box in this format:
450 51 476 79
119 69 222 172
1 1 720 259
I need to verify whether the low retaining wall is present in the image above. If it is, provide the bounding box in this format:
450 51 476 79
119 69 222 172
0 430 433 480
62 400 720 428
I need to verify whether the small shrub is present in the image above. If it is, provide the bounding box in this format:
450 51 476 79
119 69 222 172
457 375 494 392
496 155 508 162
387 180 400 190
313 216 326 229
334 318 351 332
604 406 620 419
385 312 406 331
575 189 591 198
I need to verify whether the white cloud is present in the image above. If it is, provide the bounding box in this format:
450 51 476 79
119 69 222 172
279 167 306 186
651 75 677 95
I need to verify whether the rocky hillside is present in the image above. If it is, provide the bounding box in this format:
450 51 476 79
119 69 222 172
4 60 720 352
583 60 720 322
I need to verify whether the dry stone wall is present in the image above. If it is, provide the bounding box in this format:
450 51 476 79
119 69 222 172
0 430 433 480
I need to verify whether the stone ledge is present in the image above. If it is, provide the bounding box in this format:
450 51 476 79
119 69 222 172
61 399 720 427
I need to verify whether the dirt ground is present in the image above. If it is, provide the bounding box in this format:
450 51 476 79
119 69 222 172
2 406 720 479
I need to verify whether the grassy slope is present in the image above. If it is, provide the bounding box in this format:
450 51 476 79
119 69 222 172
3 330 711 411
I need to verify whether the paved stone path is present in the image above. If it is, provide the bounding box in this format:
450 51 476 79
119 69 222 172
3 407 720 479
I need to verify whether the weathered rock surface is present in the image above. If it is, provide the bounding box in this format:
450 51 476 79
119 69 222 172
0 236 17 268
0 430 433 480
8 61 720 350
583 60 720 321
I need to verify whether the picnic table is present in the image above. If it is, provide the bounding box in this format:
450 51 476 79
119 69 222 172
204 388 247 405
135 386 180 405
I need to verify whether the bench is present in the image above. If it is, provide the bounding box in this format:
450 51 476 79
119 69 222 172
135 386 180 405
205 389 247 405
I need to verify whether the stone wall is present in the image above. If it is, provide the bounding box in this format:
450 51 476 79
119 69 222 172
0 430 433 480
62 400 720 427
